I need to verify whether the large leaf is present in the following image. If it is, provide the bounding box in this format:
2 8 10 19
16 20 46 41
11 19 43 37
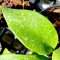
52 48 60 60
2 7 58 55
0 54 51 60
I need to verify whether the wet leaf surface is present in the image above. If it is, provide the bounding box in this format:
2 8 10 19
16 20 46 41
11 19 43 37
2 7 58 55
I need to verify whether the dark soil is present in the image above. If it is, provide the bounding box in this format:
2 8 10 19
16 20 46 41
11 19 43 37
0 0 33 9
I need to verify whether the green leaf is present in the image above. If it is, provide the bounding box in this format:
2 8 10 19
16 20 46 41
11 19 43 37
52 48 60 60
2 7 58 55
0 54 51 60
0 6 2 20
3 48 11 54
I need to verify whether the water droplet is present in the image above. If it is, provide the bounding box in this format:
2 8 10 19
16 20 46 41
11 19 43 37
21 25 24 28
35 24 38 28
29 14 32 16
31 44 35 48
33 44 35 46
22 12 24 16
24 37 29 41
32 39 35 43
24 58 28 60
8 16 11 18
32 19 35 23
16 30 18 32
23 17 26 20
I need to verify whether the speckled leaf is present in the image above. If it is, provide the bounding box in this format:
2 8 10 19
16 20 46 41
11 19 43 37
0 54 51 60
2 7 58 55
52 48 60 60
